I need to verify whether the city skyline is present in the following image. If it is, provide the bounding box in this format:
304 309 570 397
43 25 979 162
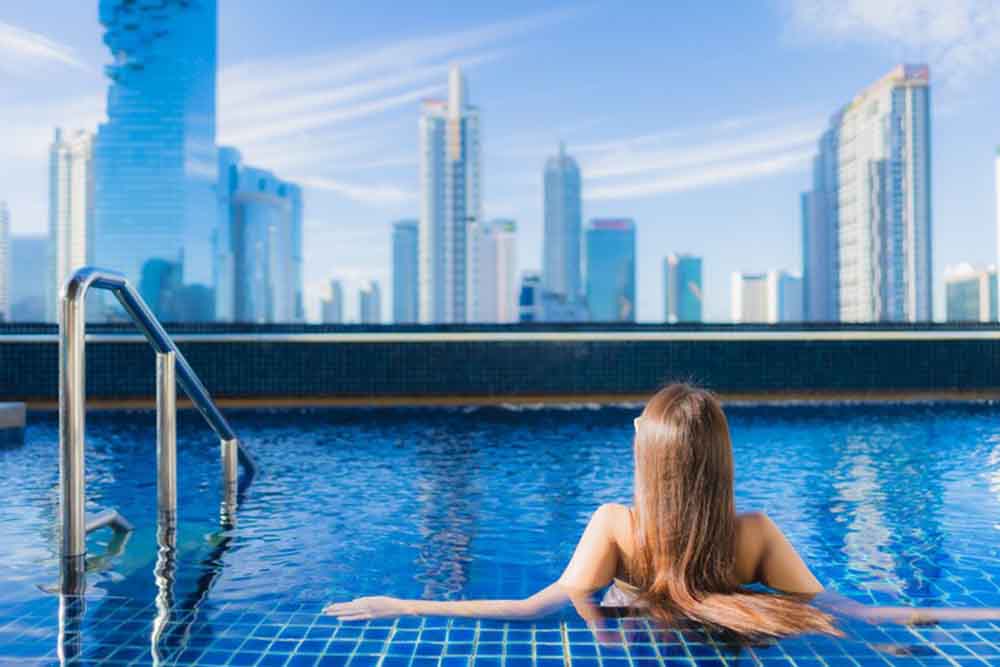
4 3 1000 321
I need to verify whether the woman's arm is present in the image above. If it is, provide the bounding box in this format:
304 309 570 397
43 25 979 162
323 503 624 621
747 512 1000 625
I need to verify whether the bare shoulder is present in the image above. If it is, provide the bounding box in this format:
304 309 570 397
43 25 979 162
593 503 633 546
734 511 778 583
735 511 823 593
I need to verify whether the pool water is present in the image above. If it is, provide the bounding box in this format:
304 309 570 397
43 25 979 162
2 403 1000 666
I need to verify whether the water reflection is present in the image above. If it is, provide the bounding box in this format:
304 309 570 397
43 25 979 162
413 427 480 597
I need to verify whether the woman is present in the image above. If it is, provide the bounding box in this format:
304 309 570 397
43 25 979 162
325 383 1000 638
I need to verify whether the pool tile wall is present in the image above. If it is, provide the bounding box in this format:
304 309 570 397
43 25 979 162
2 325 1000 403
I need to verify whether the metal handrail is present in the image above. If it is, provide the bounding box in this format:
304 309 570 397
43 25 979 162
58 266 256 594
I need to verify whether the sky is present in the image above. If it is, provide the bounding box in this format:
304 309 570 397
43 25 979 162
3 0 1000 322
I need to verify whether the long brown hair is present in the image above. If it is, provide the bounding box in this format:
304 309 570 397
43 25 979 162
626 383 840 639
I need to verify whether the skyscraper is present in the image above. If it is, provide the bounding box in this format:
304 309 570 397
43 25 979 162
216 147 303 323
92 0 218 319
475 219 518 323
585 219 636 322
321 280 344 324
543 143 582 304
731 270 802 323
995 148 1000 321
0 203 9 322
392 220 419 324
808 65 932 323
945 264 997 322
801 121 840 322
10 236 47 321
663 253 702 323
48 128 93 322
419 65 481 324
360 281 382 324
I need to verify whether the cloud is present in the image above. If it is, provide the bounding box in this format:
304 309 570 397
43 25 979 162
217 7 584 196
780 0 1000 86
297 177 416 205
220 7 582 107
0 20 91 72
584 123 821 180
585 149 813 200
221 84 444 145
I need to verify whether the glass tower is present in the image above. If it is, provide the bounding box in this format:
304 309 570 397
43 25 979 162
475 219 518 323
0 202 9 322
817 65 932 322
663 253 702 323
216 148 303 323
92 0 218 320
419 65 481 323
801 121 840 322
585 219 636 322
392 220 419 324
360 282 382 324
322 280 344 324
48 129 94 322
543 143 582 304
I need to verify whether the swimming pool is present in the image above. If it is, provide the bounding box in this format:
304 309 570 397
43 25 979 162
2 402 1000 666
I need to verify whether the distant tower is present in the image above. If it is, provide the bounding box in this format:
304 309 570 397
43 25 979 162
801 122 839 322
92 0 218 319
0 202 9 322
945 264 998 322
321 280 344 324
392 220 419 324
663 253 702 323
543 142 582 304
48 128 94 322
995 148 1000 321
731 270 801 323
216 147 303 323
419 65 481 323
360 281 382 324
585 219 636 322
815 65 932 322
474 219 518 323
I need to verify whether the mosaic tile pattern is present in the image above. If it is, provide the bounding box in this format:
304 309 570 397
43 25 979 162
3 596 1000 667
2 328 1000 402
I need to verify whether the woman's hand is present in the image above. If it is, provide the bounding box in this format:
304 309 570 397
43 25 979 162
323 596 413 620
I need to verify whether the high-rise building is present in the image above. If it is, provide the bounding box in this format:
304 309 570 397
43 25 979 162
321 280 344 324
0 203 9 322
585 219 636 322
945 264 997 322
806 65 932 323
995 148 1000 321
543 142 582 304
518 273 543 323
731 270 802 323
419 65 481 324
475 219 518 323
801 121 840 322
48 128 94 322
392 220 419 324
518 272 589 323
663 253 702 323
10 236 47 321
92 0 218 319
360 281 381 324
216 147 303 323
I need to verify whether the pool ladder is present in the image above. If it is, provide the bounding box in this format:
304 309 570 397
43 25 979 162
58 267 257 595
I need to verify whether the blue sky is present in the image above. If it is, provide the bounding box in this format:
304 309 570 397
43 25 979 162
3 1 1000 322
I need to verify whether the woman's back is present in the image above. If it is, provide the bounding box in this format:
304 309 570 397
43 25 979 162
601 504 823 604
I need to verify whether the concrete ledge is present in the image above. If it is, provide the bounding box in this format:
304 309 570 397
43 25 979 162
0 402 25 448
